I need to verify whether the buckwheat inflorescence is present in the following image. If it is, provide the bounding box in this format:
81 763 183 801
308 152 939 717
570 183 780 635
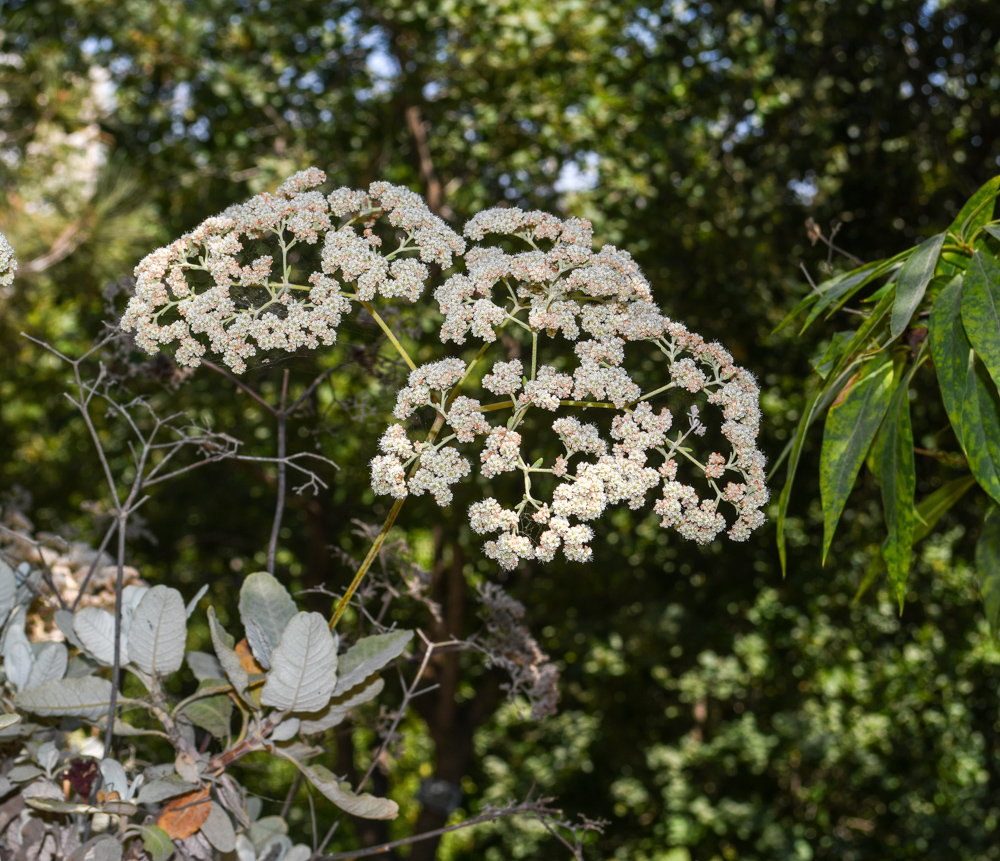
122 169 768 569
0 232 17 287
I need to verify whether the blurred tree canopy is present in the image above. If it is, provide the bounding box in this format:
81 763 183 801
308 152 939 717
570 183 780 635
2 0 1000 858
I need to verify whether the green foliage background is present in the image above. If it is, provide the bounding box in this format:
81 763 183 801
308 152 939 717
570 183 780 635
2 0 1000 858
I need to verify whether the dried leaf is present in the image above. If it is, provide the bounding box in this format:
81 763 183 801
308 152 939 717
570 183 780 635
157 785 211 840
235 639 265 675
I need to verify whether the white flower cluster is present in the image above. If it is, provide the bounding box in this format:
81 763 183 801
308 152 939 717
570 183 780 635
121 169 465 373
119 169 767 570
0 232 17 287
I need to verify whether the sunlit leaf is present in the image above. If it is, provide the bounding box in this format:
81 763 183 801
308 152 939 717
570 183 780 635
890 233 944 337
949 175 1000 240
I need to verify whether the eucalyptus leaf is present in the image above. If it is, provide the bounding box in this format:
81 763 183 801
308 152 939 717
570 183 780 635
238 572 297 667
139 826 175 861
74 606 128 667
890 232 945 337
879 381 916 610
260 612 338 713
201 802 237 853
820 354 895 564
208 607 249 701
960 250 1000 392
14 676 114 721
129 585 187 677
274 750 398 819
299 677 384 735
25 642 68 691
975 504 1000 642
334 630 412 695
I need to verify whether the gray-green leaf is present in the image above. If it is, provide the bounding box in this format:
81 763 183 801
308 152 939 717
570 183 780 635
129 586 187 677
273 750 398 819
260 612 338 713
207 608 249 702
14 676 114 721
300 677 384 735
74 607 128 667
201 802 237 853
334 630 413 696
238 572 297 668
0 560 16 629
24 642 68 691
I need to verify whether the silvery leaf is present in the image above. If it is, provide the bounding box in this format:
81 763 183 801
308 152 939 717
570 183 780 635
234 834 256 861
299 677 384 735
269 718 300 742
1 608 33 691
284 846 311 861
129 586 187 677
14 676 114 721
186 584 209 618
187 651 225 683
99 758 129 798
0 559 16 628
244 617 273 671
37 741 59 775
248 816 287 853
25 642 68 690
74 607 128 667
259 612 337 713
274 750 398 820
0 714 20 730
14 566 42 607
333 629 413 695
8 764 43 782
208 608 248 700
201 802 237 853
54 610 85 651
260 836 292 861
238 572 296 663
120 585 149 640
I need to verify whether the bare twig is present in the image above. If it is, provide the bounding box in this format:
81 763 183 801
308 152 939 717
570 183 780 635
268 370 291 574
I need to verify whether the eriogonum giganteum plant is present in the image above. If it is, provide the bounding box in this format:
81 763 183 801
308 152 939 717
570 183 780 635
120 168 767 597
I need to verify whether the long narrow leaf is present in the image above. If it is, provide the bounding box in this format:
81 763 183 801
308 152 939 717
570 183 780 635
975 503 1000 641
949 175 1000 241
820 354 895 564
890 233 945 337
961 250 1000 392
930 276 1000 504
879 380 916 610
913 475 977 543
